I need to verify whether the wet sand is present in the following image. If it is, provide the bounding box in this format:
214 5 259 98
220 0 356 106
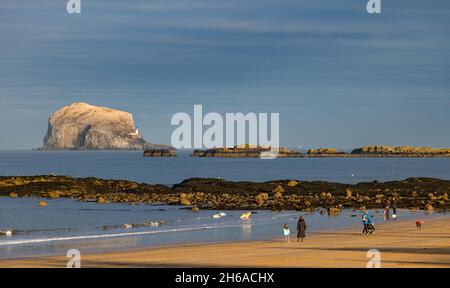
1 217 449 268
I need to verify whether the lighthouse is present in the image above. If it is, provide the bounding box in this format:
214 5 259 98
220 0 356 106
129 127 139 137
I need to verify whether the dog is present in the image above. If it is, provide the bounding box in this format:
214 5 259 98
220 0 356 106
416 220 424 230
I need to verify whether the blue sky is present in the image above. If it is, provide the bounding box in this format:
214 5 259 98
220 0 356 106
0 0 449 149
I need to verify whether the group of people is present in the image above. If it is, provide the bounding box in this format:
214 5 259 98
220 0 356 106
283 207 424 243
283 210 377 243
282 211 376 243
283 216 307 243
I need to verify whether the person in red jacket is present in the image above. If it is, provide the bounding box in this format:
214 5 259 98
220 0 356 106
416 220 424 230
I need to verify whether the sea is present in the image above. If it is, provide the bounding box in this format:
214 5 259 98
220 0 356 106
0 150 449 259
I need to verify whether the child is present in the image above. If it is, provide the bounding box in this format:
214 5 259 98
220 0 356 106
416 220 424 230
283 224 290 243
383 205 390 220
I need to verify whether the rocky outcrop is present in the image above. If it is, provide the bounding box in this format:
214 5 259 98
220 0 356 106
190 145 450 158
303 146 450 158
1 176 449 212
305 148 346 158
191 145 303 158
143 149 177 157
351 146 450 157
41 102 169 150
307 148 338 154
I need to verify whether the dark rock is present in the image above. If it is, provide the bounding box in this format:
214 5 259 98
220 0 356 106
1 176 449 212
143 149 177 157
191 145 303 158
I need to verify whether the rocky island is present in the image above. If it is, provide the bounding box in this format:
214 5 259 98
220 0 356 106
351 145 450 157
306 148 347 157
190 145 450 158
1 175 448 212
40 102 170 150
143 149 177 157
192 145 303 158
306 146 450 158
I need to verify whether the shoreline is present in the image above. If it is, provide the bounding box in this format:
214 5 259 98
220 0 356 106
1 216 449 268
0 206 440 246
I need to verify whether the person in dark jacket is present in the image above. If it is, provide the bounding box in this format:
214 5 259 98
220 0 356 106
297 216 307 242
392 197 398 218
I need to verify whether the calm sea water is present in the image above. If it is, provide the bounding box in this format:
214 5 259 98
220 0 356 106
0 197 442 259
0 150 449 258
0 150 450 185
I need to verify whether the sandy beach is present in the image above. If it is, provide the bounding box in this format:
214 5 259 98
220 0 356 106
1 216 449 268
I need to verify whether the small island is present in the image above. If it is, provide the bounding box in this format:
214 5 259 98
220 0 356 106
350 145 450 157
190 145 450 158
306 148 347 157
191 145 303 158
143 149 177 157
306 146 450 157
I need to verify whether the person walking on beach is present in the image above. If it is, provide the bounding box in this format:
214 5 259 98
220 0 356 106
297 216 307 242
362 211 373 235
283 224 290 243
383 204 390 220
392 198 398 218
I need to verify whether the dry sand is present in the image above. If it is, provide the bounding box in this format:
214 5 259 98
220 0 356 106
1 216 449 268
